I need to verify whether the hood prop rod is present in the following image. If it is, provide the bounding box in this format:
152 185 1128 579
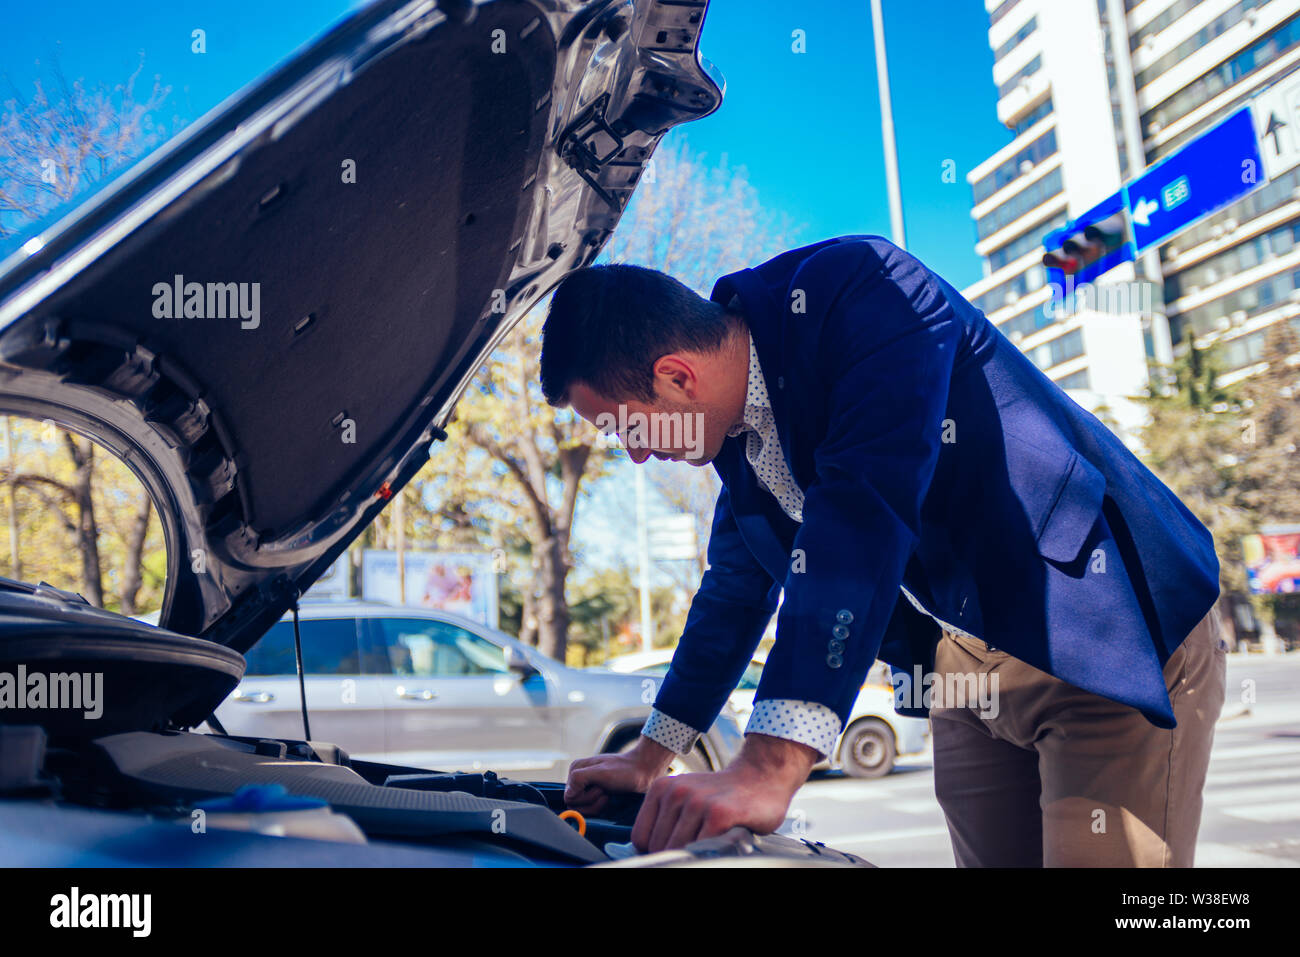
291 595 312 742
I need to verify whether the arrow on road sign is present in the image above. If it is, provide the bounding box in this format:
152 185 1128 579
1131 196 1159 227
1263 111 1288 153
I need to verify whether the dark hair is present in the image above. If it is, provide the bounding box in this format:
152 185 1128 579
540 264 735 405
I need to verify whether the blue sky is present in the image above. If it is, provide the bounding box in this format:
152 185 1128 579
680 0 1009 287
4 0 1010 287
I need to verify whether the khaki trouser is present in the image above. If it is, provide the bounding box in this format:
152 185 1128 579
929 607 1228 867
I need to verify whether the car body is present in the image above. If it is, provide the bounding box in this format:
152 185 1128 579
601 649 930 778
214 600 742 780
0 0 870 867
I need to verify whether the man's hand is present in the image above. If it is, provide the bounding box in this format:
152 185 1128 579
565 736 677 817
631 733 818 854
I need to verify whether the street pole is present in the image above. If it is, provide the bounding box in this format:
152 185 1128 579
635 465 653 652
870 0 907 249
395 489 406 604
1103 0 1163 287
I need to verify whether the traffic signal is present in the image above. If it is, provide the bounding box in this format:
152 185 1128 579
1041 249 1081 274
1083 212 1129 253
1041 197 1135 286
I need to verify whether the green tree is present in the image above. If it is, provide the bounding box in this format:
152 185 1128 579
1 55 173 238
0 58 175 613
0 419 165 614
1139 341 1250 591
1137 320 1300 637
1231 320 1300 639
566 564 687 667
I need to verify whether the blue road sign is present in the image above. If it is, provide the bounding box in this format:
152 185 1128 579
1126 107 1264 252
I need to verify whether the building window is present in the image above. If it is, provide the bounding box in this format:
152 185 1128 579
1142 12 1300 137
989 0 1024 28
1055 368 1091 390
994 16 1037 61
1032 327 1085 371
984 211 1069 273
998 54 1042 99
1159 167 1300 252
1165 218 1300 302
971 264 1047 317
971 129 1058 206
1174 269 1300 338
1010 96 1054 136
1135 0 1273 92
975 167 1064 241
1219 316 1300 368
1130 0 1212 52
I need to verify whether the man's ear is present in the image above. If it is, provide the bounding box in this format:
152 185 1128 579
652 354 698 400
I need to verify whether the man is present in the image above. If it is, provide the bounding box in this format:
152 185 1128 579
544 235 1227 866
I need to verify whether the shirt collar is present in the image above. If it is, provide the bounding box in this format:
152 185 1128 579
725 330 771 438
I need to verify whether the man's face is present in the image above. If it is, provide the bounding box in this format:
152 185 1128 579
568 380 731 466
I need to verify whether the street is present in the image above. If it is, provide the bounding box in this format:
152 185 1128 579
779 653 1300 867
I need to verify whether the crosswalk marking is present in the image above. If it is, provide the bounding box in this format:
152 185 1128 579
1205 782 1300 805
1195 842 1300 867
1221 800 1300 823
1206 741 1300 762
1206 764 1300 785
885 797 945 814
822 825 952 844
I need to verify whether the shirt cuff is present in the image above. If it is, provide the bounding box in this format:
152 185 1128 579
641 707 702 755
745 699 842 759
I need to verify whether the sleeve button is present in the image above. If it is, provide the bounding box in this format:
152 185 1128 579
836 609 854 624
828 639 845 654
832 624 850 639
826 653 843 669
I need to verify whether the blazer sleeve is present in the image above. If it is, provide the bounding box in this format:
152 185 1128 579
754 240 963 727
650 482 780 732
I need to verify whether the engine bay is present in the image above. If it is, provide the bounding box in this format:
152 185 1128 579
0 583 869 867
0 723 868 867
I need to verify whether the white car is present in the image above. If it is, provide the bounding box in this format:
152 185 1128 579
600 650 930 778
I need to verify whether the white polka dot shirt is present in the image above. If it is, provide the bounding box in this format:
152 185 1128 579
726 334 805 522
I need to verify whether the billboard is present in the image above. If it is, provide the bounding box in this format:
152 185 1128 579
303 554 351 600
1243 526 1300 595
361 549 499 627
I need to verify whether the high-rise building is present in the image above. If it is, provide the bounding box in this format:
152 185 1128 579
962 0 1300 441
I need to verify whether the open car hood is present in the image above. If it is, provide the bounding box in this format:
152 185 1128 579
0 0 720 653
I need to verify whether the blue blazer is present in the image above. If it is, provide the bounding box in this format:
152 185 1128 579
652 236 1220 734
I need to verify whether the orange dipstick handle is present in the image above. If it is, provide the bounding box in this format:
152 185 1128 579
558 809 586 836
